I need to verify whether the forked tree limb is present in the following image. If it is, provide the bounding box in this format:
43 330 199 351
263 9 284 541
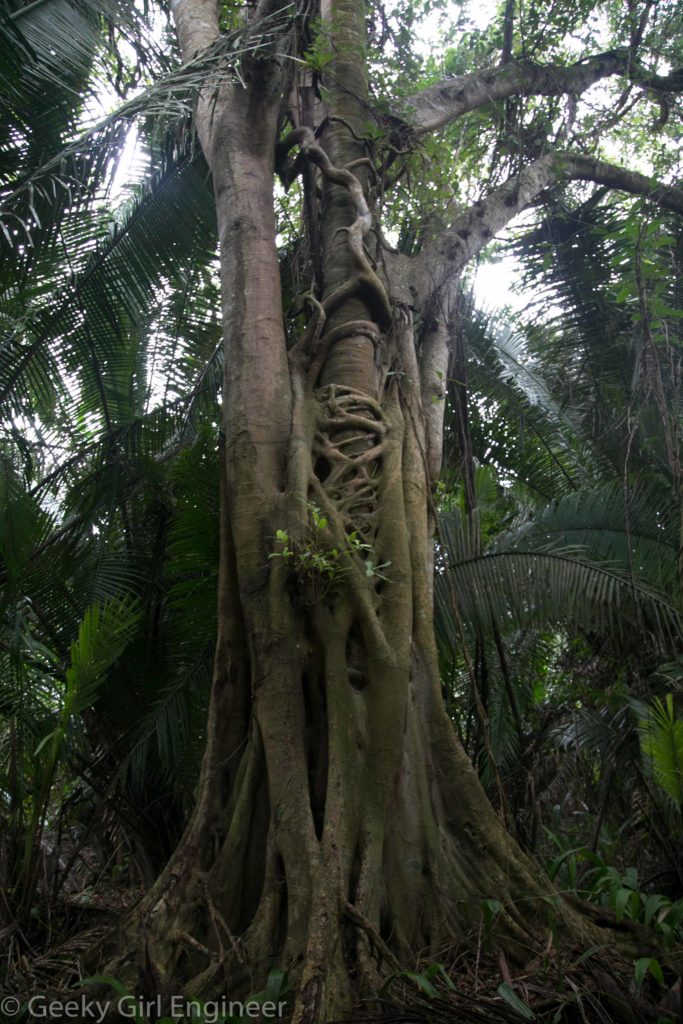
403 51 683 134
410 152 683 306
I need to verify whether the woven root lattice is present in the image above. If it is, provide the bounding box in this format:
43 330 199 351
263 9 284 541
314 383 387 540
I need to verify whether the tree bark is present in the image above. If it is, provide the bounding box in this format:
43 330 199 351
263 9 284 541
411 154 683 304
403 50 683 134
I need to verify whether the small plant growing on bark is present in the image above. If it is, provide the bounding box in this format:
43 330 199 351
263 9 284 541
269 501 390 595
269 503 344 594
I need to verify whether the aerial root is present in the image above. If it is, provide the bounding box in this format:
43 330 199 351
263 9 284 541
313 383 387 538
343 901 402 973
202 877 244 965
278 126 393 374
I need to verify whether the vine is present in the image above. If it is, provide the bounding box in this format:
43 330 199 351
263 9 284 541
277 125 393 374
314 383 387 540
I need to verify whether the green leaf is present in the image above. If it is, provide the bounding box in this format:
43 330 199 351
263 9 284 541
637 695 683 806
643 894 670 928
82 975 130 996
482 897 502 937
82 977 141 1023
572 944 610 967
65 596 142 717
404 971 438 997
634 957 664 989
424 962 456 990
33 727 63 757
497 982 536 1019
614 887 635 922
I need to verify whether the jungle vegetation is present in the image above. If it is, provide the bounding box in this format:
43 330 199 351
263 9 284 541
1 0 683 1020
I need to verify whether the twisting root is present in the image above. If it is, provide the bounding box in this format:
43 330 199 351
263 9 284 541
278 129 393 538
314 384 387 539
278 126 393 356
343 902 401 973
288 294 326 363
307 318 380 386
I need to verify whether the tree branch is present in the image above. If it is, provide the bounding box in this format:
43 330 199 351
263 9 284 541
404 51 683 134
419 278 459 486
501 0 514 66
411 152 683 307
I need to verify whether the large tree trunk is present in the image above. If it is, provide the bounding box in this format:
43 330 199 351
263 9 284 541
100 2 653 1020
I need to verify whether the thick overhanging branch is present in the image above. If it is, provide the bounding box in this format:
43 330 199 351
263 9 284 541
567 155 683 214
411 152 683 306
403 50 683 134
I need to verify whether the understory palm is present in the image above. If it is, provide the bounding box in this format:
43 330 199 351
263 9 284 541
435 199 682 882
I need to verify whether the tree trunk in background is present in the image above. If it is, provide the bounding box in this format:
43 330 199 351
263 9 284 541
102 2 652 1020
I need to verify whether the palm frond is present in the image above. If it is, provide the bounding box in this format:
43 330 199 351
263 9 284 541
0 0 172 281
436 509 681 656
511 196 682 484
1 142 218 422
503 482 678 597
636 694 683 807
451 308 607 501
0 5 295 281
